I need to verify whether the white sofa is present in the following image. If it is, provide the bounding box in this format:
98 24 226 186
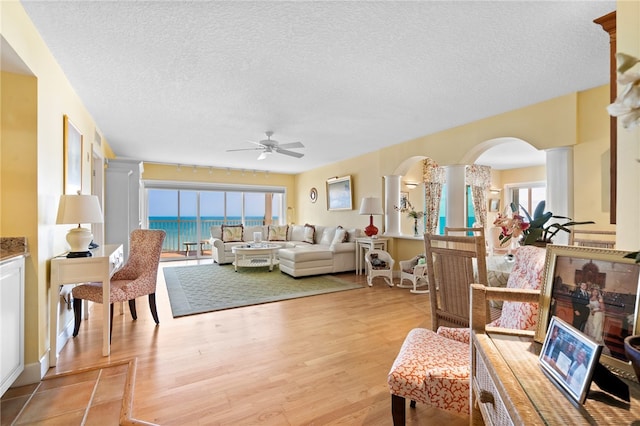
209 224 362 277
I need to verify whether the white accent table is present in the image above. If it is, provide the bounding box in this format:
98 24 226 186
231 244 280 272
49 244 124 366
355 237 390 275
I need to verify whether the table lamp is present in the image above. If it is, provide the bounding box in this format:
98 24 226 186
359 197 383 237
56 193 104 257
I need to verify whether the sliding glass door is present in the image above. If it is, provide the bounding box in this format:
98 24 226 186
146 186 286 260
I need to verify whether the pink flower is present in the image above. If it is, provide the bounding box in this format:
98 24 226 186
493 213 530 243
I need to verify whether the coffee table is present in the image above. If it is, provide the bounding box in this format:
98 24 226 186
231 244 280 272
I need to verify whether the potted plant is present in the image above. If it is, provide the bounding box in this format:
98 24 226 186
494 201 594 246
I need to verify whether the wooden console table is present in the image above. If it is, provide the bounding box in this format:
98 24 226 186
471 331 640 424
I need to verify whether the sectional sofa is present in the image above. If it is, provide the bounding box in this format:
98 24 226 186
209 224 363 277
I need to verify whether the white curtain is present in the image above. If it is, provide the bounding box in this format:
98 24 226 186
465 165 491 228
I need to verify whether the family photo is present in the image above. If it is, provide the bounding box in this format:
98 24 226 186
546 253 639 362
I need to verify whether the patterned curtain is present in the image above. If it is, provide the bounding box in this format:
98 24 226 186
465 165 491 228
423 159 445 234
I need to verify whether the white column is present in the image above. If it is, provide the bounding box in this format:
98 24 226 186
445 165 466 229
546 147 573 245
384 175 402 236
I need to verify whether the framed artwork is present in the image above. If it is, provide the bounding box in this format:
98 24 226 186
489 198 500 212
326 175 353 211
63 115 83 194
400 192 409 210
535 244 640 380
539 316 603 404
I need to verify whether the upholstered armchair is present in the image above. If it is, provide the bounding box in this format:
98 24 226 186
397 254 428 293
72 229 166 338
387 241 546 425
364 249 395 287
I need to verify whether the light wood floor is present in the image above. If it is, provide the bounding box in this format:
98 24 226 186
44 259 469 425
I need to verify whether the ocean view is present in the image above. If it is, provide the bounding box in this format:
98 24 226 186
148 216 277 251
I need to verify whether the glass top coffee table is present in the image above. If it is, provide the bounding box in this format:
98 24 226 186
231 243 280 272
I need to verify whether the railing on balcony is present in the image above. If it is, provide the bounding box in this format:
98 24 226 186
148 216 270 255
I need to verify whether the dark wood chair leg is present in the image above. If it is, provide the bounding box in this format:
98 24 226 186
391 394 406 426
149 293 159 324
72 297 82 337
110 303 114 342
128 299 138 320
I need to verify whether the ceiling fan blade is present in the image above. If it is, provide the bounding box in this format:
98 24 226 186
226 147 263 152
278 141 304 149
275 148 304 158
257 151 268 160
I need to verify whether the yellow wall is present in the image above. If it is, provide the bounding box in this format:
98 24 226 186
1 2 111 372
2 0 639 385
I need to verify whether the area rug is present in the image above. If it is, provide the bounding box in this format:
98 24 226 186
163 264 364 317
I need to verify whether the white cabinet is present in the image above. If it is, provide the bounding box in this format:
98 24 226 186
105 159 143 260
1 256 25 396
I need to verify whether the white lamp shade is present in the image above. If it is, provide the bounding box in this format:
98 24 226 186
56 194 103 253
359 197 383 215
56 194 104 225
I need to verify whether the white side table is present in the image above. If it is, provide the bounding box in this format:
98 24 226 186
355 237 389 275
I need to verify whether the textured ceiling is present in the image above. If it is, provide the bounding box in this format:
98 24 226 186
16 0 615 174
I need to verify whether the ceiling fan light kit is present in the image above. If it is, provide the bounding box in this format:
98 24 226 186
227 131 305 160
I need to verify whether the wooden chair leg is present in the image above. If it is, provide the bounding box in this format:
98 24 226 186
128 299 138 320
72 297 82 337
391 394 406 426
149 293 159 325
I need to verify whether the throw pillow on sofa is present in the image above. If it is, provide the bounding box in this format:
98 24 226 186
268 225 288 241
221 224 243 242
330 228 347 249
303 224 315 244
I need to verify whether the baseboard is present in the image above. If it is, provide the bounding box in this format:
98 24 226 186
11 352 49 388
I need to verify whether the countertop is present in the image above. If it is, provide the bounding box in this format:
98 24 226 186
0 237 29 262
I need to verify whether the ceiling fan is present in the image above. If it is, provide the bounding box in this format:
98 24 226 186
227 131 305 160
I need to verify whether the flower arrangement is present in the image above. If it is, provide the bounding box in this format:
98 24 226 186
607 53 640 129
494 201 593 246
394 200 425 219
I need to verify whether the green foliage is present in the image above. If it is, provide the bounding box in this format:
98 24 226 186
510 201 594 245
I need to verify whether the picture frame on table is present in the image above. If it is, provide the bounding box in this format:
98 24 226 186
63 114 83 194
535 244 640 381
539 316 603 404
326 175 352 211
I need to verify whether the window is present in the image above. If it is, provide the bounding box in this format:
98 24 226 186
508 183 546 215
144 182 287 258
437 184 476 234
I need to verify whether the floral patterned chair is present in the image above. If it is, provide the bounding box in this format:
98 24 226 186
387 244 546 425
72 229 166 338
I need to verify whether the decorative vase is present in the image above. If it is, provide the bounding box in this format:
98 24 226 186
413 219 419 237
624 335 640 382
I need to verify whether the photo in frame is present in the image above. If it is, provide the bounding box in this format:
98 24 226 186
539 316 603 404
535 245 640 380
400 192 409 210
326 175 352 211
63 114 83 194
489 198 500 212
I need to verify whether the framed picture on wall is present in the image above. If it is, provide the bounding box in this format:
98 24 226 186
63 114 83 194
326 175 352 211
400 192 409 210
535 244 640 381
489 198 500 212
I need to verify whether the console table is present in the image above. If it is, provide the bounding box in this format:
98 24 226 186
471 331 640 424
49 244 124 365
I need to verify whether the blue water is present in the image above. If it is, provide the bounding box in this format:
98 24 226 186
148 216 277 251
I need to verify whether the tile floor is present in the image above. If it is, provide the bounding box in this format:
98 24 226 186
1 360 138 425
